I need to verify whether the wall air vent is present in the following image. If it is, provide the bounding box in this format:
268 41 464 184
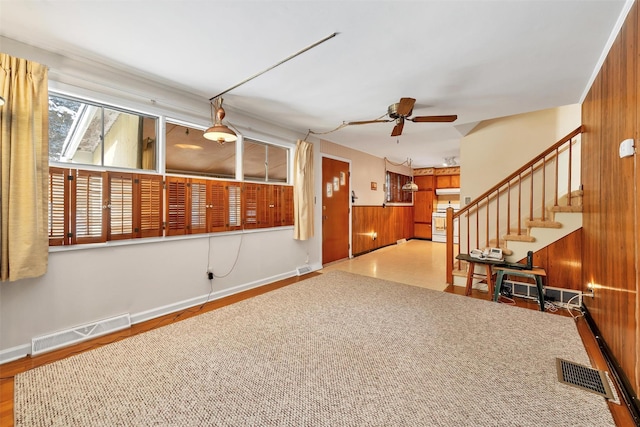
296 265 312 276
31 313 131 356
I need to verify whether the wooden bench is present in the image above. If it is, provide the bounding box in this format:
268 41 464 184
492 266 547 311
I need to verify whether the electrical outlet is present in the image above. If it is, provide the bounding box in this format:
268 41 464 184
207 272 214 280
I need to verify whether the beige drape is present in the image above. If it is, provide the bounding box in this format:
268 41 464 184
0 53 49 281
293 139 314 240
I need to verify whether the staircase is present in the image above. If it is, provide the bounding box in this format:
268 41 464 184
446 126 583 285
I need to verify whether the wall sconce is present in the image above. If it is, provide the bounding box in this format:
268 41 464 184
371 232 377 241
0 95 5 106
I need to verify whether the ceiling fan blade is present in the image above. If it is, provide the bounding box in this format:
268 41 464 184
410 115 458 123
391 119 404 137
396 98 416 117
347 119 393 125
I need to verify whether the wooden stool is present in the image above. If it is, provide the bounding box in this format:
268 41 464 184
465 260 495 296
493 266 547 311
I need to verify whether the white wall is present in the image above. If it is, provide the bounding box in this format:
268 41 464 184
460 104 581 203
0 37 319 362
319 139 411 206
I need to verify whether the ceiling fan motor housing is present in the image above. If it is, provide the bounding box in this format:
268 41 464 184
388 102 413 119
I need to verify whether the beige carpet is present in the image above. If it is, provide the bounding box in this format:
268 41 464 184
15 271 615 426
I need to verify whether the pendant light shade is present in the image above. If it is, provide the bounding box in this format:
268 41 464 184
204 97 237 144
402 181 419 192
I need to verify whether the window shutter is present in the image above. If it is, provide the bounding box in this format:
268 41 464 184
207 181 227 232
166 176 189 236
243 183 259 229
108 172 135 241
137 174 163 238
48 167 70 246
227 183 242 230
190 179 208 235
281 185 294 226
72 170 107 244
256 184 270 228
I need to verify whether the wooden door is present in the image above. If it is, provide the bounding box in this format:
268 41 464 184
322 157 350 265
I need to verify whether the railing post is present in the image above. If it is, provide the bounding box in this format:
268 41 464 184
446 207 454 285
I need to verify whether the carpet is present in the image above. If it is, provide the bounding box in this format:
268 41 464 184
14 271 615 426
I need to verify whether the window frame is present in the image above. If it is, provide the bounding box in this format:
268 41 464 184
47 91 295 249
48 91 160 173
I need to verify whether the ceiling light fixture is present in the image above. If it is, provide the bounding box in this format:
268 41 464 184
401 158 419 192
443 156 458 167
204 97 237 144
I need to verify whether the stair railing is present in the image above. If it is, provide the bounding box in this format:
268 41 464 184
446 126 584 284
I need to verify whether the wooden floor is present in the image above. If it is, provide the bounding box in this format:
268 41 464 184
0 240 636 426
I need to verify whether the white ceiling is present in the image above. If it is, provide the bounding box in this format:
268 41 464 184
0 0 630 168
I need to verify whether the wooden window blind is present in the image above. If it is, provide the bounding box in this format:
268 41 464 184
137 174 163 238
243 183 259 229
207 181 227 232
165 176 189 236
227 183 243 231
281 186 294 226
108 172 135 241
190 179 208 235
47 167 70 246
72 169 107 244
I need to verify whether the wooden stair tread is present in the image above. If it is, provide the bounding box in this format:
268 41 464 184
452 268 467 278
503 234 536 242
525 219 562 228
549 205 583 213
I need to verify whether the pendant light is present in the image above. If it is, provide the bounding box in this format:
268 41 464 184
203 97 237 144
402 158 419 192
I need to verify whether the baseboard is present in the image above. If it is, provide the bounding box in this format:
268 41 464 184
0 270 299 365
582 305 640 424
0 343 32 364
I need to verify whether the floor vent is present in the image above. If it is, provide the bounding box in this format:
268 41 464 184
556 358 615 399
296 265 312 276
31 313 131 356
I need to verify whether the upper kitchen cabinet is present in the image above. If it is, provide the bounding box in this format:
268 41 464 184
434 166 460 188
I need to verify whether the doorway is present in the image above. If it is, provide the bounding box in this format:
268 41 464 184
322 157 350 265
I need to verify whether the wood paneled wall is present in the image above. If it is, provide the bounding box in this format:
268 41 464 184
352 206 413 255
581 1 639 398
515 230 582 290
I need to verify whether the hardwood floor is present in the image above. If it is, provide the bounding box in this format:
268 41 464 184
1 240 635 426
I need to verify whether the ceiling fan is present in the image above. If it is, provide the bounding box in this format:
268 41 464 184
347 97 457 137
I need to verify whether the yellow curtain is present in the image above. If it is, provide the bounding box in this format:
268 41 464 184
0 53 49 281
293 139 314 240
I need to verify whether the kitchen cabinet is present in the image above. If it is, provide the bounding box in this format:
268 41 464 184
413 175 434 239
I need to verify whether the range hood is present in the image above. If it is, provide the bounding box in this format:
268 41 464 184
435 188 460 196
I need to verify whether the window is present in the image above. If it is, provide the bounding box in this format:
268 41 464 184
49 94 158 170
165 122 236 179
47 94 294 248
386 171 413 204
243 138 288 182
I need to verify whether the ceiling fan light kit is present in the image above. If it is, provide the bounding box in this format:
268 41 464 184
204 97 237 144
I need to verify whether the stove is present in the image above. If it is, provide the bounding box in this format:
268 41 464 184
432 202 459 243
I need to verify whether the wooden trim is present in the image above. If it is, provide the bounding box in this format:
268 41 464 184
583 306 640 425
